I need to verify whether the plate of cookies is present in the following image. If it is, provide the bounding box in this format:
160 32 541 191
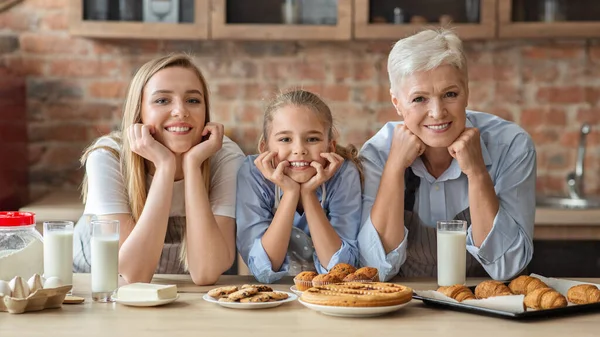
298 282 413 317
413 274 600 319
203 284 297 309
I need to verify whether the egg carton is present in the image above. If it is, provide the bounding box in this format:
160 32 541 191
0 275 72 314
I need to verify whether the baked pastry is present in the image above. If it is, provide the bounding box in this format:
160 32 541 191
312 273 342 287
300 282 413 307
508 275 548 295
567 284 600 304
329 263 357 278
239 293 271 303
523 287 568 310
227 287 258 300
343 267 379 282
474 281 513 299
293 271 318 291
437 285 476 302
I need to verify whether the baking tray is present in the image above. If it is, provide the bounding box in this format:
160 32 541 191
412 284 600 320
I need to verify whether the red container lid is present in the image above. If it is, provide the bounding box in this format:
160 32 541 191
0 212 36 227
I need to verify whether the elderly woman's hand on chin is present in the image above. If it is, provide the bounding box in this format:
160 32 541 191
447 127 487 178
389 124 426 171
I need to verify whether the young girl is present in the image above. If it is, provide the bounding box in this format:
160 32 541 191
73 54 245 285
236 90 363 283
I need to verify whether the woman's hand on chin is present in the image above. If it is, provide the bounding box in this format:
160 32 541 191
183 122 224 168
128 123 175 169
389 124 426 171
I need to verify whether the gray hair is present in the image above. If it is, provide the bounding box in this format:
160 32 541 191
387 29 468 96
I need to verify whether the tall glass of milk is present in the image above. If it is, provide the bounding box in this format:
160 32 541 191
91 219 119 302
43 221 74 294
436 220 467 286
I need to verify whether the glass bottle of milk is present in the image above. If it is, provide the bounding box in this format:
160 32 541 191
43 221 74 293
91 219 119 302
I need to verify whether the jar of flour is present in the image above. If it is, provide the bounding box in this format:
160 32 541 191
0 212 44 281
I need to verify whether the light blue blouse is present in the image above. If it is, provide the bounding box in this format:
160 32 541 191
358 111 537 281
236 156 361 283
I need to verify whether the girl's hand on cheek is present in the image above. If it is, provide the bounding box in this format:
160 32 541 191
183 122 224 167
254 151 300 194
128 123 175 169
300 152 343 194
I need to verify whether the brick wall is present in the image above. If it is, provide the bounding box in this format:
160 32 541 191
1 1 599 202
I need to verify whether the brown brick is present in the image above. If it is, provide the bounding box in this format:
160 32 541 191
529 129 560 145
1 56 45 76
214 83 245 100
521 108 567 128
262 61 296 80
576 108 600 124
591 45 600 63
490 107 514 122
585 88 600 106
0 35 19 53
559 131 580 148
332 63 351 82
495 82 522 104
20 33 90 55
468 64 494 82
29 144 47 166
29 123 89 142
39 146 84 168
48 58 102 77
28 80 84 100
468 85 490 106
376 107 399 124
522 63 560 83
536 175 567 195
88 81 127 99
40 11 68 30
522 44 584 60
354 61 376 81
536 87 586 104
43 102 117 120
236 103 262 123
323 85 350 102
296 62 326 81
210 102 233 124
245 83 278 101
0 11 35 31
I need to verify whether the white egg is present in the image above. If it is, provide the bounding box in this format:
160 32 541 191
27 274 45 293
43 276 63 289
9 276 30 298
0 280 11 297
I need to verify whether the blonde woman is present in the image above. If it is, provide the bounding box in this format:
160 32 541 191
73 54 245 285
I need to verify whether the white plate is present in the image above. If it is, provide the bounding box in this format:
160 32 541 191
290 285 303 296
203 291 297 309
298 299 409 317
115 294 179 307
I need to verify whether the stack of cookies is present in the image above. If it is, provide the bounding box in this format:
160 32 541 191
293 264 380 291
207 284 289 303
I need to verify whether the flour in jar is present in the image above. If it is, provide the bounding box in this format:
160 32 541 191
0 239 44 281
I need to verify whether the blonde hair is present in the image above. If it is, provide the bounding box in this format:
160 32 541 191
80 53 211 270
388 28 468 96
258 90 364 186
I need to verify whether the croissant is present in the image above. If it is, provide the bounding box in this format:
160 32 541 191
508 275 549 295
523 287 567 310
437 285 476 302
567 284 600 304
474 280 513 299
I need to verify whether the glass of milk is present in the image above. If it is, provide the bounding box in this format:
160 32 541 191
43 221 74 294
436 220 467 286
91 219 119 302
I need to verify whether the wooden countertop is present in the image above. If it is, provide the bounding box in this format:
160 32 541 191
1 274 599 337
17 190 600 240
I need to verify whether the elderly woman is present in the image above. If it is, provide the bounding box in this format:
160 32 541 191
358 29 536 282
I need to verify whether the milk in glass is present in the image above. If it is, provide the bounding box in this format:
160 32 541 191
436 220 467 286
43 221 74 292
91 220 119 302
